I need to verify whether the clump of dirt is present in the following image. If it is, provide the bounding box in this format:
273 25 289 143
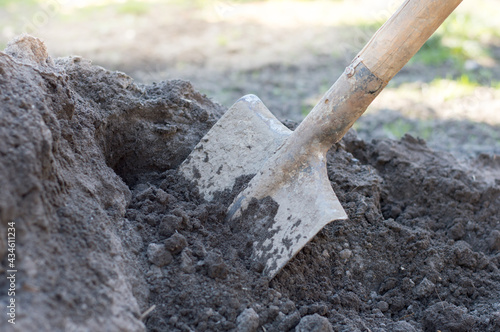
1 35 499 332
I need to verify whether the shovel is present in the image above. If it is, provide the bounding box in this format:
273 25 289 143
180 0 462 278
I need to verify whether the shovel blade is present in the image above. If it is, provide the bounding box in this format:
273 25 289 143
232 151 347 278
180 94 348 279
180 94 291 201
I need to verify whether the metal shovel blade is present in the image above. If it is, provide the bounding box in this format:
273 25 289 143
229 148 347 278
180 95 347 278
180 94 291 201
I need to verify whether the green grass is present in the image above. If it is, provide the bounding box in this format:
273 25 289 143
116 1 151 15
301 103 311 117
382 118 433 140
346 9 500 82
427 74 483 101
56 1 152 23
0 0 38 7
383 119 413 139
412 12 500 68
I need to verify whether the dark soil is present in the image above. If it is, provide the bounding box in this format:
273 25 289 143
1 35 499 332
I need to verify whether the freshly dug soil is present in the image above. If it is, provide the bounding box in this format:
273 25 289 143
1 35 499 332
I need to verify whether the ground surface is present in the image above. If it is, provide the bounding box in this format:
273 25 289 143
1 0 499 158
1 35 499 332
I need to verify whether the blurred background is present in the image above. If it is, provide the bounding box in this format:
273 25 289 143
1 0 499 159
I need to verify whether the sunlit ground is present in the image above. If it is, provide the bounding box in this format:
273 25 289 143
1 0 499 156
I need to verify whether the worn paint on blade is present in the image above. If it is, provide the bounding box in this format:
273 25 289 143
238 150 348 278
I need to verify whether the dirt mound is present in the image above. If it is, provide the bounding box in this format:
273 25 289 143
1 35 499 332
0 35 222 331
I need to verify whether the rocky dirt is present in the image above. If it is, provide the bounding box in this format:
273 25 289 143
1 35 499 332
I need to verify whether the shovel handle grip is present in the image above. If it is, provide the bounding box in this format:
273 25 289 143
292 0 462 152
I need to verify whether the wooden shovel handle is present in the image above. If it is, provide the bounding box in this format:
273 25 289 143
238 0 463 212
291 0 462 153
359 0 463 82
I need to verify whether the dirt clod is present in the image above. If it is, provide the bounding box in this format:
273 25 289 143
147 243 173 267
295 314 333 332
164 233 188 255
423 301 477 332
236 308 260 332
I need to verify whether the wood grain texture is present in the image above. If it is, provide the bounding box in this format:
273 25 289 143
358 0 463 82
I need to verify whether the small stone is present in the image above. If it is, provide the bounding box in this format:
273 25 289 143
180 249 195 274
453 241 478 268
165 233 188 254
339 249 352 260
147 243 172 267
295 314 333 332
415 277 435 297
169 315 178 325
236 308 259 332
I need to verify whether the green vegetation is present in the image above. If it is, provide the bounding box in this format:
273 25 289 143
301 103 311 117
412 12 500 68
343 5 500 89
383 118 413 139
0 0 38 7
352 11 499 67
382 118 433 140
428 74 480 101
217 35 229 47
116 1 151 15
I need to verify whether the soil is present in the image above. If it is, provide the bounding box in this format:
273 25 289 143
1 35 500 332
